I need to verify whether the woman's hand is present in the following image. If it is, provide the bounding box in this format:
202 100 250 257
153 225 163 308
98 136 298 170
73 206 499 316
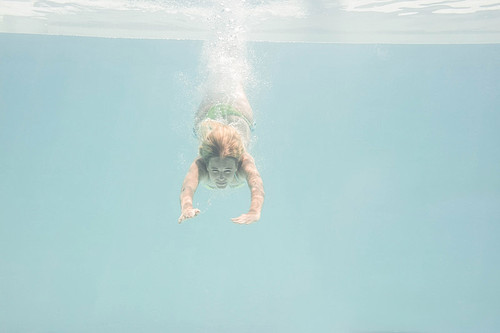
178 208 201 224
237 153 264 226
231 212 260 225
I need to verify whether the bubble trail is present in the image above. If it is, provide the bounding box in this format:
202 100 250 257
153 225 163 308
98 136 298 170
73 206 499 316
199 0 253 99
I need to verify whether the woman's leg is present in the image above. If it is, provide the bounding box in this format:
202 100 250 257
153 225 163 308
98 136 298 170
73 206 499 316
226 83 253 124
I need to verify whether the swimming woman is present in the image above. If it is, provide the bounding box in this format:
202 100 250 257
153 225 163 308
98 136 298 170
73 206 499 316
178 87 265 225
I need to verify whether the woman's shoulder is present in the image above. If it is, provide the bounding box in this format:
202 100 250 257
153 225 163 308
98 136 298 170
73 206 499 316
239 152 256 168
194 157 209 180
235 154 252 179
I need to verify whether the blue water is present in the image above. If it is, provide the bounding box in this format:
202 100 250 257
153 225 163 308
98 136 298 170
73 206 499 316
1 33 500 333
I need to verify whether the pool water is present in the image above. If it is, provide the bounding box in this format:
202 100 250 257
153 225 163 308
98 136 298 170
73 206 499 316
1 33 500 333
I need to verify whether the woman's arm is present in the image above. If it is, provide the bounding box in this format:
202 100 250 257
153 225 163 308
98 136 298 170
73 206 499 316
231 152 265 224
178 158 204 223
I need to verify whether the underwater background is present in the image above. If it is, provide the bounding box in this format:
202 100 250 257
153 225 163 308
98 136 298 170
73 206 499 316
1 1 500 331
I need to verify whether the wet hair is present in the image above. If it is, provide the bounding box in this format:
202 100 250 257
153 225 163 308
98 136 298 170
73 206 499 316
199 120 245 164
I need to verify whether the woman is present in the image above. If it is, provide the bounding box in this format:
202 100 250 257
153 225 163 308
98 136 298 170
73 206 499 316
178 88 265 225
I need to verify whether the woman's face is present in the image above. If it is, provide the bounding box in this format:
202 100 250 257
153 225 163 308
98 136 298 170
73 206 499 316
207 157 237 189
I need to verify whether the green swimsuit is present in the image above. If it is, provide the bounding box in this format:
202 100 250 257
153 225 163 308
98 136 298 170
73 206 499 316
205 104 254 129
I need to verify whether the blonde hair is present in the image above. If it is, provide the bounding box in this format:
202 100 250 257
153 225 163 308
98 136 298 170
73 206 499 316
199 120 245 163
